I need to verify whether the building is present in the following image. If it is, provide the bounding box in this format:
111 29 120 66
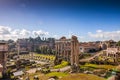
103 47 120 60
55 36 79 66
16 39 29 51
16 37 55 52
0 42 8 76
79 42 101 53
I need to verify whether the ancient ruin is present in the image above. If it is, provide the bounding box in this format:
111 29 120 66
55 35 80 71
0 42 8 76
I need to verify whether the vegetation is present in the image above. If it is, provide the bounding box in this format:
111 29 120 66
0 73 2 78
34 53 55 60
41 68 50 74
60 73 106 80
80 53 92 59
25 66 30 71
54 61 69 69
46 72 68 77
117 40 120 46
82 63 117 70
23 72 49 80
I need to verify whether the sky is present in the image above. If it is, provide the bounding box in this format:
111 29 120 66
0 0 120 42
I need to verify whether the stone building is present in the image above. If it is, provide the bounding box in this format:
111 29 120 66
102 47 120 63
0 42 8 76
16 37 55 52
79 42 101 53
55 36 79 67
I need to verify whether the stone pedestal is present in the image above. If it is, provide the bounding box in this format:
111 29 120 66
71 64 79 73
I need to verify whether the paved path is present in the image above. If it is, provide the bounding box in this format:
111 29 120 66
35 60 48 65
107 75 116 80
60 66 71 72
79 51 103 62
26 68 37 74
51 66 71 72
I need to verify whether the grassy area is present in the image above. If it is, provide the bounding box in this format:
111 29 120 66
46 72 68 78
82 63 117 70
23 72 106 80
60 73 106 80
54 61 69 69
23 72 49 80
98 57 115 62
0 72 2 78
34 53 55 60
23 72 68 80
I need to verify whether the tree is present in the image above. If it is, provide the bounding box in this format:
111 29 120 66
117 41 120 46
8 39 14 43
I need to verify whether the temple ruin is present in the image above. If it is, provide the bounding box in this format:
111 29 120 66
0 42 8 76
55 35 79 71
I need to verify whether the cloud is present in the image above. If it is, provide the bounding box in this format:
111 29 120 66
20 29 30 36
32 30 49 36
53 35 59 39
0 26 49 40
96 30 102 33
0 26 11 35
88 30 120 41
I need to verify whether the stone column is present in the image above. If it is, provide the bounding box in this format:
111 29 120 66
71 41 74 65
70 36 79 72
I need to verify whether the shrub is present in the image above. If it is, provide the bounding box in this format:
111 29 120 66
54 61 69 69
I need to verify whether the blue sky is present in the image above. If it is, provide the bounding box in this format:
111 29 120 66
0 0 120 41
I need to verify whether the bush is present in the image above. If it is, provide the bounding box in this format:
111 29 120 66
54 61 69 69
41 68 50 74
82 63 117 70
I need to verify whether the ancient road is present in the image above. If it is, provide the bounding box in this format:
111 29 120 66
51 66 71 72
79 51 103 62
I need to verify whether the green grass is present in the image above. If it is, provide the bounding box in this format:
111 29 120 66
23 72 49 80
54 61 69 69
34 53 55 60
25 66 30 70
46 72 68 77
82 63 117 70
98 57 115 62
60 73 106 80
0 72 2 78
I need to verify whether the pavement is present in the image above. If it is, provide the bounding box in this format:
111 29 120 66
79 51 103 62
51 66 71 72
26 68 37 74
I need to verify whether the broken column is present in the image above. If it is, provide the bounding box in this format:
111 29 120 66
71 36 79 72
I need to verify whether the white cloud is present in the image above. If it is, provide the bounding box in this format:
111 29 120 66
53 35 59 39
32 30 49 36
96 30 102 33
0 26 11 35
20 29 30 36
11 29 20 35
78 36 84 39
0 26 49 40
88 30 120 41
